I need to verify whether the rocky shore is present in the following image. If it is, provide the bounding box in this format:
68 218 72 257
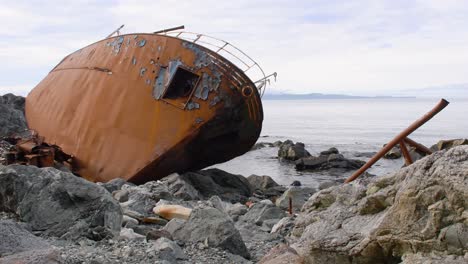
1 94 467 263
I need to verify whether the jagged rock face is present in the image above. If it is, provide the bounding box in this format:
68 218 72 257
0 165 122 240
291 146 468 264
0 94 26 138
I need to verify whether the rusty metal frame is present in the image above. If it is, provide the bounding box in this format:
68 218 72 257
345 99 449 183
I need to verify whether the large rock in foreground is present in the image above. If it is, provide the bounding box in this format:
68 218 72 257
0 165 122 240
0 94 26 138
165 207 250 259
291 146 468 264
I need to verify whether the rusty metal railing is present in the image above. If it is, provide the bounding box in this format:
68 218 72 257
345 99 449 183
161 31 276 97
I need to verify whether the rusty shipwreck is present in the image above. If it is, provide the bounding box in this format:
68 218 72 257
24 26 276 184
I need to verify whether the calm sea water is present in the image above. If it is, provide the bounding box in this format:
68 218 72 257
212 98 468 188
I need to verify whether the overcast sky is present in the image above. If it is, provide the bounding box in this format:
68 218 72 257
1 0 468 96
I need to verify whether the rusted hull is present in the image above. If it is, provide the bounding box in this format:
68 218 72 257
25 33 263 183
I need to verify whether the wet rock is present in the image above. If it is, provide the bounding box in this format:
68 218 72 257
167 207 250 258
320 147 339 156
275 186 316 211
152 237 188 261
0 94 26 138
278 140 310 161
272 140 283 147
295 155 328 170
251 142 274 150
431 138 468 151
295 152 365 172
240 202 286 226
0 165 122 240
153 204 192 220
383 145 402 159
258 244 303 264
291 146 468 263
353 151 377 158
291 180 302 186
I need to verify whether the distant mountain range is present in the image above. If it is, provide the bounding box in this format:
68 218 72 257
262 93 413 100
264 83 468 100
390 83 468 99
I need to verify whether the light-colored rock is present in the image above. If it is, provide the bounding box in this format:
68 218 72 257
153 204 192 220
122 215 139 227
291 146 468 263
275 186 316 211
112 189 129 202
271 216 294 235
119 228 145 240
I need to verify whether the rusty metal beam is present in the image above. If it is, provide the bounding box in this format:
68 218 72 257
399 140 413 166
153 25 185 34
345 99 449 183
404 137 433 155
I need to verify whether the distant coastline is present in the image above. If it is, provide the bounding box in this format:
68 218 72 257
262 93 416 100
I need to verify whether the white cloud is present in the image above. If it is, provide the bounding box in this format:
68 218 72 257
1 0 468 95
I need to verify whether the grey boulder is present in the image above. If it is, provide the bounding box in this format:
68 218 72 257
166 206 250 258
0 165 122 240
